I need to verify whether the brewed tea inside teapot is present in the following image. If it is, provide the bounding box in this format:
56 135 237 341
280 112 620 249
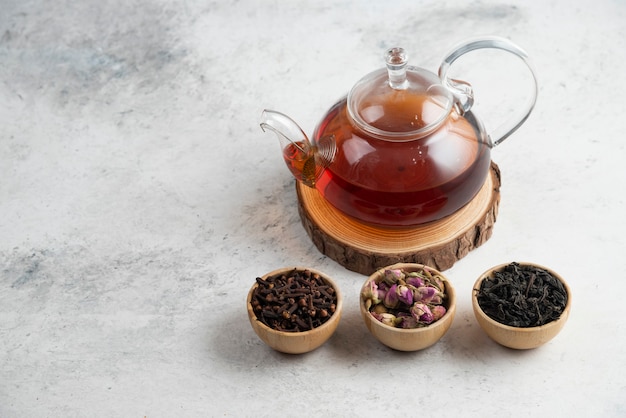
261 37 537 227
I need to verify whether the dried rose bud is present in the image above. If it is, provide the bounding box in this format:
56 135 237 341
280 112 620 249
430 274 445 293
362 280 382 310
414 286 437 303
411 303 434 324
372 303 388 314
406 274 424 288
397 312 418 329
377 281 390 295
383 284 400 309
383 269 405 285
431 305 447 321
364 280 380 300
377 312 400 327
396 285 413 306
364 267 449 329
430 292 444 305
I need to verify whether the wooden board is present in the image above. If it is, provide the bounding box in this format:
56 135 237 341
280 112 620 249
296 162 501 275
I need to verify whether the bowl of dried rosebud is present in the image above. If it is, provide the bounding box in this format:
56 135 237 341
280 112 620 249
360 263 456 351
472 262 571 350
247 267 343 354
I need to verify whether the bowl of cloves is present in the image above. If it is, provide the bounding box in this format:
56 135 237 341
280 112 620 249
472 262 571 350
360 263 456 351
247 267 343 354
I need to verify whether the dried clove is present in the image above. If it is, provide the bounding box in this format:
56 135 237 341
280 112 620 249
252 269 337 332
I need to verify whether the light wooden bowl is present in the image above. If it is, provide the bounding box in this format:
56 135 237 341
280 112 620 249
472 262 572 350
247 267 343 354
360 263 456 352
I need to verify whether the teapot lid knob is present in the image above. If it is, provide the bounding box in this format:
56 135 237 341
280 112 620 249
385 47 409 90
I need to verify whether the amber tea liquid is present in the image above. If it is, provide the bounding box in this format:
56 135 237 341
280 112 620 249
309 96 492 227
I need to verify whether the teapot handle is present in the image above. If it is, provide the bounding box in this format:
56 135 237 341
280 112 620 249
438 36 538 147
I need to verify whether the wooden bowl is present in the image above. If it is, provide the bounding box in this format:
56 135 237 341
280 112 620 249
360 263 456 351
472 262 572 350
247 267 343 354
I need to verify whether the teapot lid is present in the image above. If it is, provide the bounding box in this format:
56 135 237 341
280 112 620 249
347 47 454 140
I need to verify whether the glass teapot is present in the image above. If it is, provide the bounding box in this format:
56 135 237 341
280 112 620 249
260 37 538 227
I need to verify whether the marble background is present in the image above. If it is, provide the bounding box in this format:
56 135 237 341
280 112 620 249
1 0 624 416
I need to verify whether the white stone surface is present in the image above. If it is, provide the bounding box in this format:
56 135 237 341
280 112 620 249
1 0 624 416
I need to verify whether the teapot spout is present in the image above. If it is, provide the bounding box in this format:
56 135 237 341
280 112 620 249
260 110 335 188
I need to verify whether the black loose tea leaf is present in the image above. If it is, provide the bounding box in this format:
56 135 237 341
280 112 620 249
475 262 568 327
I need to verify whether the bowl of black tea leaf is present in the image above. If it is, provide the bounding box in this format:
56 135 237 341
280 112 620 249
247 267 343 354
472 262 571 349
